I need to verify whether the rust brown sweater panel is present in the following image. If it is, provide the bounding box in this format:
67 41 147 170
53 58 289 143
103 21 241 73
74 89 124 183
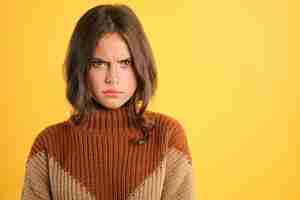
21 103 196 200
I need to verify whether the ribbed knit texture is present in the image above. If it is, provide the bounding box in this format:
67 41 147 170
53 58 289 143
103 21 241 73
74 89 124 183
21 102 196 200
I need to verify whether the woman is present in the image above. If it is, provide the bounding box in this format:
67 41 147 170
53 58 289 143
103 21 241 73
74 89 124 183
21 4 196 200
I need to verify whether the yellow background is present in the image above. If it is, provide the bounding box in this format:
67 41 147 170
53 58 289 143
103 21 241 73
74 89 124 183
2 0 299 199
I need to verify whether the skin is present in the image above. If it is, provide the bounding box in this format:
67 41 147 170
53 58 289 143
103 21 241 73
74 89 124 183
87 32 138 109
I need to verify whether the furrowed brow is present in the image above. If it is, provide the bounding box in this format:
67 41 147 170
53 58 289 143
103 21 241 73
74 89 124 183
90 57 132 64
90 57 109 64
117 57 132 63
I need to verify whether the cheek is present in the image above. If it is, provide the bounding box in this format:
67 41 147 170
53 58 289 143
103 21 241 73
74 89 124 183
122 71 137 89
88 71 105 89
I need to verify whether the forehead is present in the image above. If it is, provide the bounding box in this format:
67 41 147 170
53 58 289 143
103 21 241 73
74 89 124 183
93 32 131 59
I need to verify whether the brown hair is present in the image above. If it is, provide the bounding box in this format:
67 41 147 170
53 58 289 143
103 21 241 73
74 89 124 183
63 4 158 144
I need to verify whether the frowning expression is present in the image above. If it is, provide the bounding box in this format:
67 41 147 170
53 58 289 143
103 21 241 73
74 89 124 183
87 32 137 109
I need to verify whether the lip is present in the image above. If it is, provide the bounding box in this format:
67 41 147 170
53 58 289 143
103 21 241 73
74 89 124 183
104 93 120 97
103 89 123 94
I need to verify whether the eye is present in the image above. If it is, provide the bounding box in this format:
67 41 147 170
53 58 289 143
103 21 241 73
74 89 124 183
90 61 107 69
120 59 132 68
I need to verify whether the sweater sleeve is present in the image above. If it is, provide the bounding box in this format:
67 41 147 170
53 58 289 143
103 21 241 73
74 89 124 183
161 119 197 200
21 129 52 200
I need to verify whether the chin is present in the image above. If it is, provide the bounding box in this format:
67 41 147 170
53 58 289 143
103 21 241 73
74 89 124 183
103 102 124 109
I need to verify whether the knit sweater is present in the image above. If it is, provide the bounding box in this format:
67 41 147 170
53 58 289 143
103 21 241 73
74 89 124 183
21 102 196 200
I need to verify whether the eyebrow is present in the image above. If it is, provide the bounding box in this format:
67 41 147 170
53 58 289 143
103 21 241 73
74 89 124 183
90 57 132 64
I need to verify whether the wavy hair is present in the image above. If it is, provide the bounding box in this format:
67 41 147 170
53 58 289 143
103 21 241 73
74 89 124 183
63 4 158 144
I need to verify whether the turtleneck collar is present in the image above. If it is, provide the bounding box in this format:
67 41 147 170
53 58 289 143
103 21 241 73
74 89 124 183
68 101 139 132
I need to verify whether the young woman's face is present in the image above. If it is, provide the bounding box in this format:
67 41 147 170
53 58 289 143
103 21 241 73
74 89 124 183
87 32 137 109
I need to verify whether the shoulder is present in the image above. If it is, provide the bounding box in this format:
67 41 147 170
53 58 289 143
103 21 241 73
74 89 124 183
146 110 192 161
39 120 69 137
145 110 185 130
145 110 188 145
30 120 70 150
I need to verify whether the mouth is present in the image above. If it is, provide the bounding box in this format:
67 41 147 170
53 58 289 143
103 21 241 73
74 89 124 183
103 91 122 93
103 90 123 94
103 92 122 97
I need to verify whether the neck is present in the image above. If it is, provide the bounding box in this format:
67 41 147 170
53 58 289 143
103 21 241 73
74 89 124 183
69 101 139 132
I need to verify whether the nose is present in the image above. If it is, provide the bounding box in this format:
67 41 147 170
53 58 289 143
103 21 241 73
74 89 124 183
105 64 119 85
